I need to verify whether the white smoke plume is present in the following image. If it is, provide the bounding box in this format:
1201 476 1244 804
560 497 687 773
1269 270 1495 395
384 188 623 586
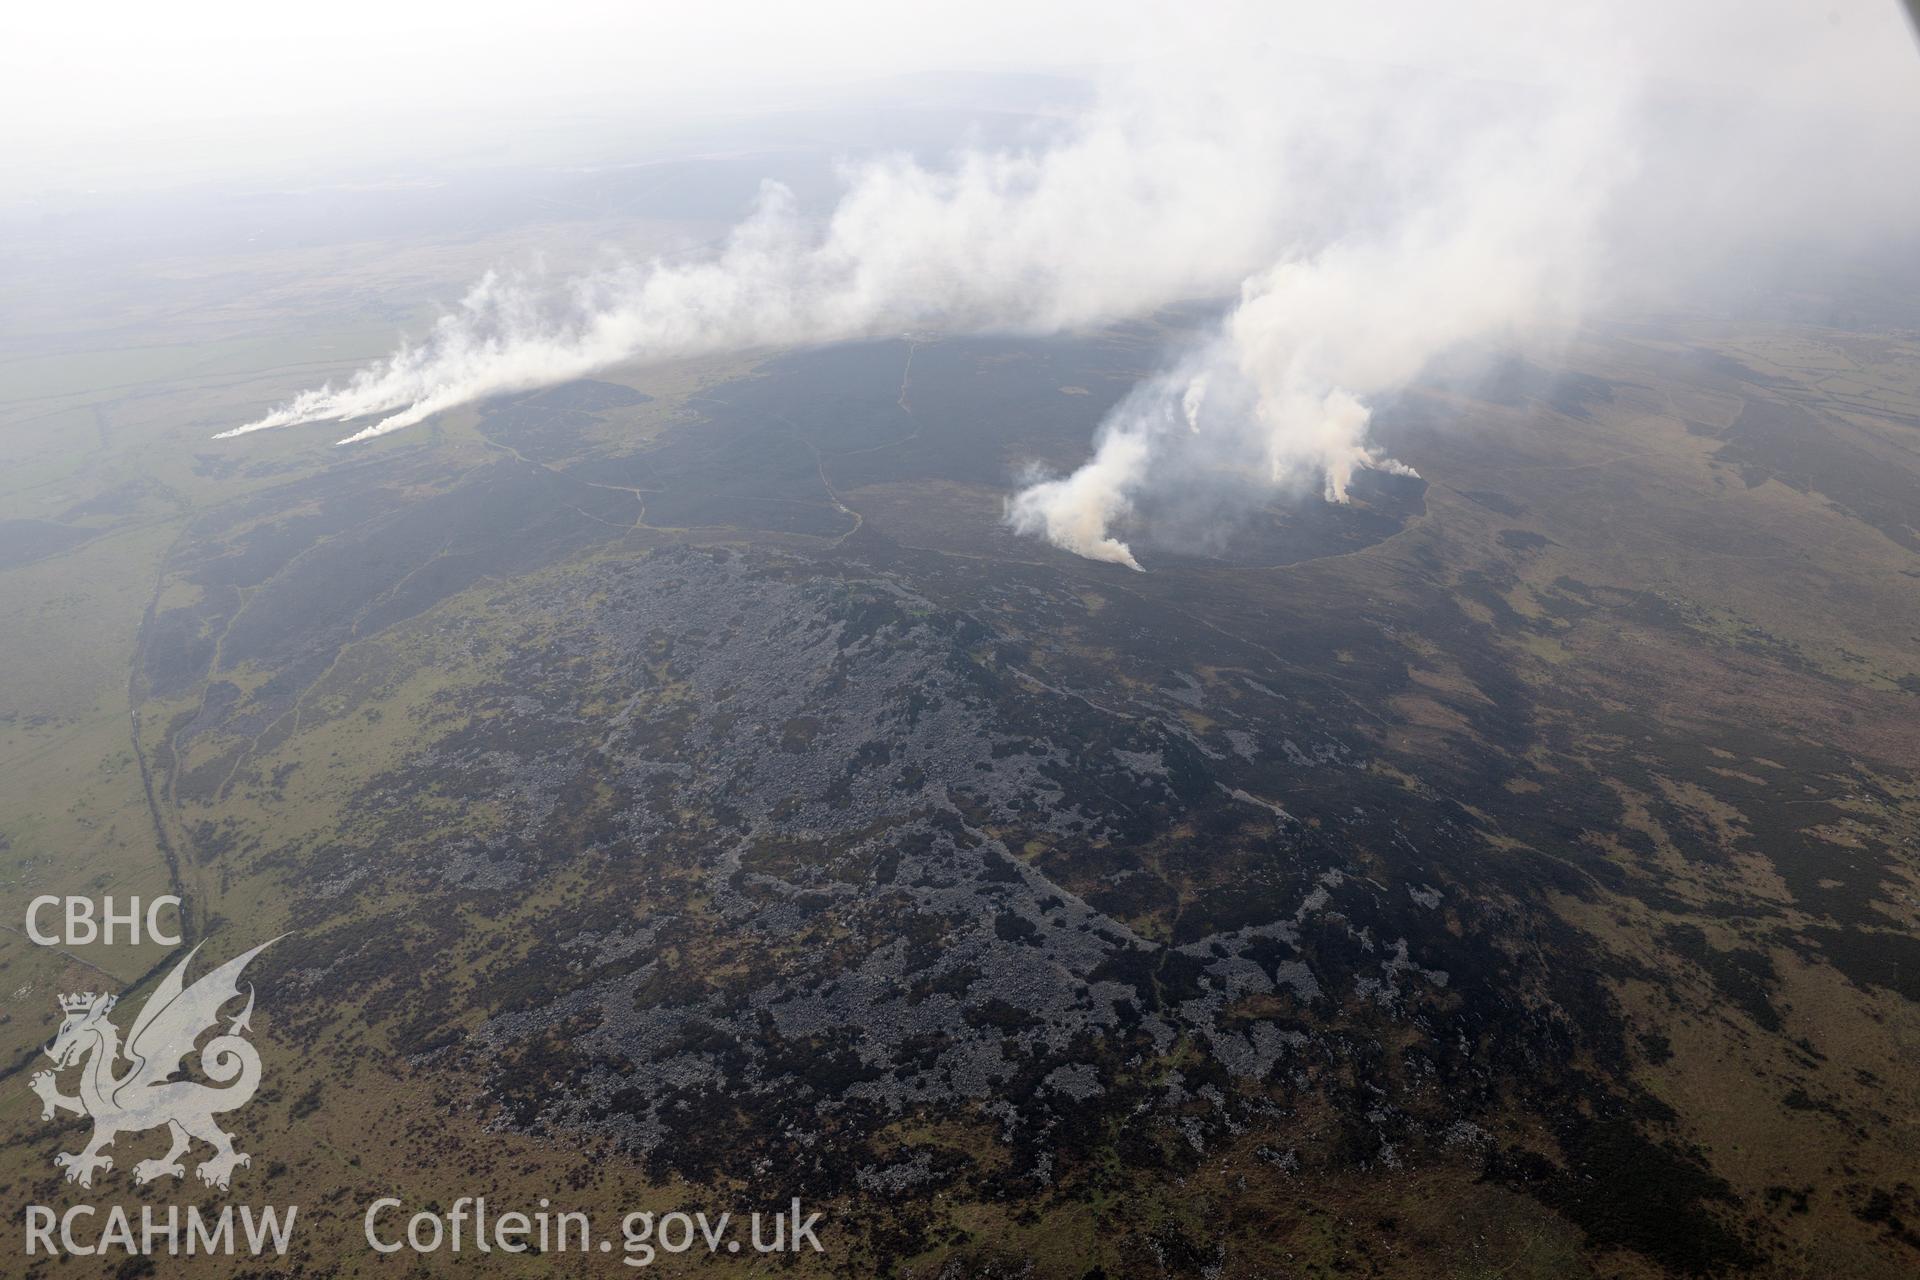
218 60 1314 443
221 3 1920 568
1008 97 1617 567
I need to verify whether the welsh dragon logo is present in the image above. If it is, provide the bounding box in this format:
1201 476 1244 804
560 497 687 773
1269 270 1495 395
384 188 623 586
30 938 278 1191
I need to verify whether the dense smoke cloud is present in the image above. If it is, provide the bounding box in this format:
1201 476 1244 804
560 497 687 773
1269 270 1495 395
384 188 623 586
221 4 1920 565
1008 96 1616 567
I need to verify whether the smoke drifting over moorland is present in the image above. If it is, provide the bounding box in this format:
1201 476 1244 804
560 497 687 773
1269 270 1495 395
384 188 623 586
1007 95 1614 567
217 3 1920 565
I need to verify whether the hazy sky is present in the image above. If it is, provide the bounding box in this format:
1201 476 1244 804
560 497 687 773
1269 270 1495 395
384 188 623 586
6 2 1914 196
3 1 1124 192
